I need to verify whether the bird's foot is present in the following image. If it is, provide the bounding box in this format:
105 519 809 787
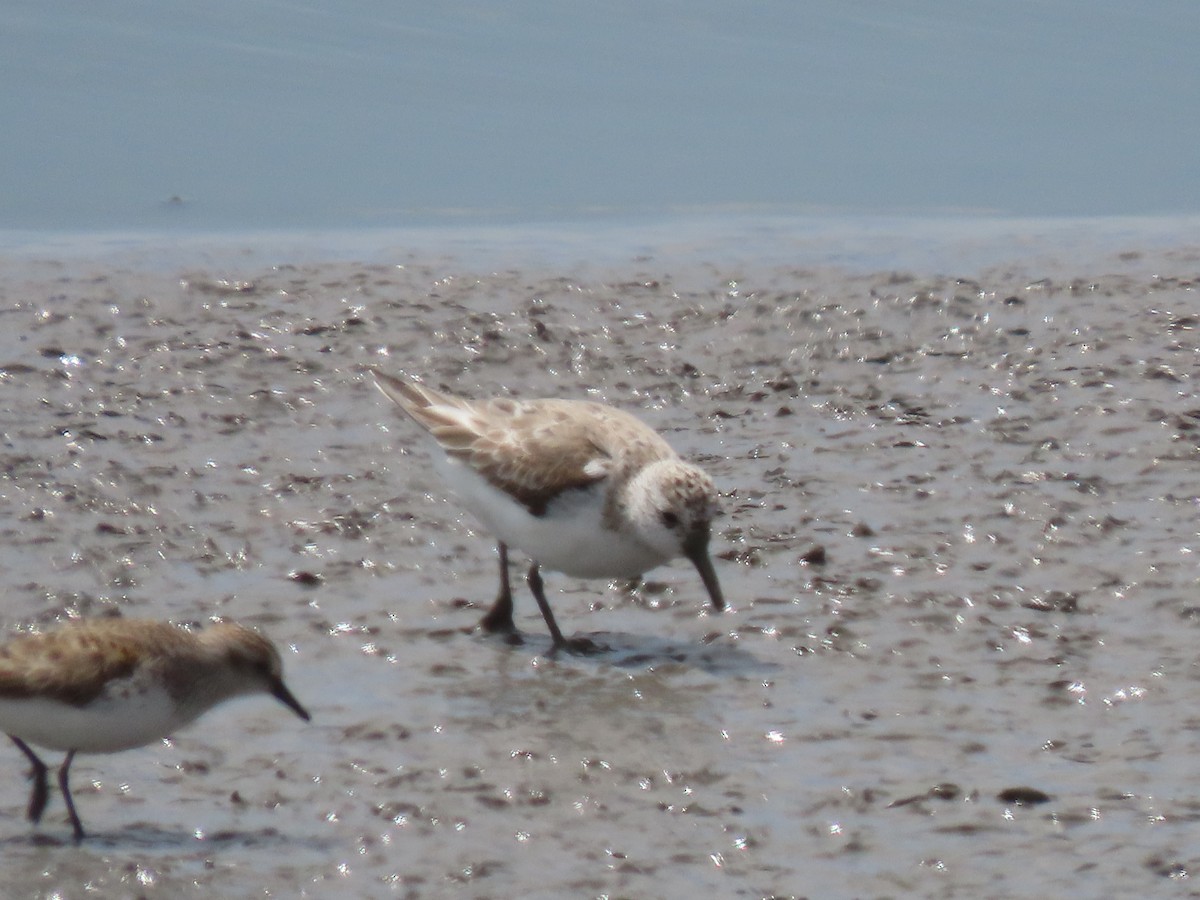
478 595 516 635
478 610 523 646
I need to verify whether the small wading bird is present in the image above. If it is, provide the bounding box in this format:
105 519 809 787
372 368 725 652
0 618 310 842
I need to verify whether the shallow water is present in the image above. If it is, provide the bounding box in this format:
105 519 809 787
4 2 1199 229
2 226 1200 896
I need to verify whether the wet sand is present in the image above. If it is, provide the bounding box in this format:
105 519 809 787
2 231 1199 896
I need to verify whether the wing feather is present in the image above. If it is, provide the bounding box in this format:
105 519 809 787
0 620 189 706
372 369 677 515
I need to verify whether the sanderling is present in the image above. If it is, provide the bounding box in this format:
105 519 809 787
0 617 310 842
371 368 725 651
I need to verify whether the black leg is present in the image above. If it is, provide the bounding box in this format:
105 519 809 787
527 565 606 656
479 541 517 634
57 750 85 843
9 736 49 824
526 563 567 647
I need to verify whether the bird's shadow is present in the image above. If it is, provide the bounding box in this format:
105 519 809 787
0 824 334 853
474 626 780 676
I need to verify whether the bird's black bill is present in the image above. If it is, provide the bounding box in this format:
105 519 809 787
271 678 312 721
685 535 725 612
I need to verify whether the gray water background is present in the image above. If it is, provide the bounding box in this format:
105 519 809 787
3 1 1198 232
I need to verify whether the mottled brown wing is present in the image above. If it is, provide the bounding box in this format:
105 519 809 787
461 398 682 515
456 398 615 515
372 369 677 515
0 620 179 706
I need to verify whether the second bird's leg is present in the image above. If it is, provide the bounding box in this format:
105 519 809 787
479 541 516 633
526 565 606 656
58 750 86 843
526 563 567 647
9 736 50 824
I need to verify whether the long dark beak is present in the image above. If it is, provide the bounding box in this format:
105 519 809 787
271 677 311 721
684 530 725 612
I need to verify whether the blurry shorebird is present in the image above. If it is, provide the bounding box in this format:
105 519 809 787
0 618 310 842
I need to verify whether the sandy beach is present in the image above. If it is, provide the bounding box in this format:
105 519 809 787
2 227 1199 897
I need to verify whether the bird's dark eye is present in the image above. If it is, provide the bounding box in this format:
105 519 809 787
660 511 680 529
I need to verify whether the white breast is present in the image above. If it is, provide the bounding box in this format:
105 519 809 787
435 454 667 578
0 679 193 754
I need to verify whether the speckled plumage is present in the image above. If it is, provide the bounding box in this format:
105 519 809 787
372 368 725 650
0 618 309 842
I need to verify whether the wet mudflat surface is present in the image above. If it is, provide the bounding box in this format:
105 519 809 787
2 237 1200 897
